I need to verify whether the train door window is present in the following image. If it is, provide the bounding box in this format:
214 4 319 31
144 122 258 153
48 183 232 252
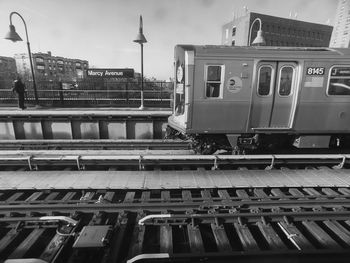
278 66 294 96
257 66 272 96
232 27 236 36
205 65 224 98
328 66 350 95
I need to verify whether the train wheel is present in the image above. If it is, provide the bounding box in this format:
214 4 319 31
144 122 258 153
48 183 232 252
201 143 217 155
192 141 217 155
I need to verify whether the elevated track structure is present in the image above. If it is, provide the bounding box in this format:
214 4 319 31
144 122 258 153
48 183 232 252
0 186 350 262
1 108 350 262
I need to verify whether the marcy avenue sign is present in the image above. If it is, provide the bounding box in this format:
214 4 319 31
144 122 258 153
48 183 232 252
87 68 134 78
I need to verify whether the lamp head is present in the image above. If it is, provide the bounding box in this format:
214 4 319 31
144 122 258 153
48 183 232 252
134 33 147 44
4 24 23 42
133 15 147 44
252 30 265 46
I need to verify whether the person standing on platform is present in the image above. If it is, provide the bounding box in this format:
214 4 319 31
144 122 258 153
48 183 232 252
12 76 26 110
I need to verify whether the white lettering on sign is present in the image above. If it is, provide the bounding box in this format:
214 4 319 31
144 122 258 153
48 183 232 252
105 70 123 76
87 68 134 78
87 70 103 77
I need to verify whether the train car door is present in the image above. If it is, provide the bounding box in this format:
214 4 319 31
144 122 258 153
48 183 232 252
250 61 298 129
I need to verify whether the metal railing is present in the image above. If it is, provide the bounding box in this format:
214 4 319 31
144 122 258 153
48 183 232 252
0 80 173 108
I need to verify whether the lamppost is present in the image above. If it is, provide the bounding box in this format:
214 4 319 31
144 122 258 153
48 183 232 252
4 12 39 105
248 17 266 46
133 15 147 110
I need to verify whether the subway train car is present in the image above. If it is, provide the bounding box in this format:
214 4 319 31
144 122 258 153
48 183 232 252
167 45 350 154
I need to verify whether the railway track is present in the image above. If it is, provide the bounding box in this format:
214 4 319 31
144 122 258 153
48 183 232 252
0 152 348 170
0 187 350 262
0 139 190 150
1 140 350 262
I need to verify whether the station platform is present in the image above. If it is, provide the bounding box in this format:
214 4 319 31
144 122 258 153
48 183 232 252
0 106 171 116
0 107 172 140
0 168 349 190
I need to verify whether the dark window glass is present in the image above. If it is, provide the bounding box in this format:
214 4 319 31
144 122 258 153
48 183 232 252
205 65 222 98
206 83 221 97
207 66 221 81
258 66 272 96
328 79 350 95
279 67 293 96
328 66 350 95
232 27 236 36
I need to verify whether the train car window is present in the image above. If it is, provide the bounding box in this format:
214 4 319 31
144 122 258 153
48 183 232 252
205 65 223 98
328 66 350 95
232 27 236 36
279 66 294 96
257 66 272 96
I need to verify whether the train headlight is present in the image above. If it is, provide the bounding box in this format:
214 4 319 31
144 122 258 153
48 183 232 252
177 65 183 82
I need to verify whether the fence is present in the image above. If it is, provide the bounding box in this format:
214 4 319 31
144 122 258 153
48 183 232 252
0 80 173 108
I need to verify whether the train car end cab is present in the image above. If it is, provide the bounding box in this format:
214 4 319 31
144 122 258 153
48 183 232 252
168 45 194 135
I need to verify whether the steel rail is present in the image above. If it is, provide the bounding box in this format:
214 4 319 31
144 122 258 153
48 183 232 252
2 194 350 206
1 208 350 224
1 189 350 262
0 153 347 169
124 250 350 263
1 197 350 220
1 212 350 262
0 139 190 150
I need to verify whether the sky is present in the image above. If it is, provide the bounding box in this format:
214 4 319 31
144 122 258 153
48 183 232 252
0 0 338 80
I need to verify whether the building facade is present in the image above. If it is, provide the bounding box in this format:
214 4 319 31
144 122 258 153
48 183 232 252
222 12 333 47
330 0 350 48
0 56 17 89
14 51 89 82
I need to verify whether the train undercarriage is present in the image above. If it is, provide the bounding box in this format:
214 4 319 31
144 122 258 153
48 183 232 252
166 127 350 155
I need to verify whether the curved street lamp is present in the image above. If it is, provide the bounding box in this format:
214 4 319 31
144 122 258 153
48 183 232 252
248 17 266 46
133 15 147 110
4 12 39 105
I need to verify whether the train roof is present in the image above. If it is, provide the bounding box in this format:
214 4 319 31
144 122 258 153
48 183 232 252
175 45 350 59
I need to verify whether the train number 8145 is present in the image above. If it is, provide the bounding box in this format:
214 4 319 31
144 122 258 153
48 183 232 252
307 67 325 75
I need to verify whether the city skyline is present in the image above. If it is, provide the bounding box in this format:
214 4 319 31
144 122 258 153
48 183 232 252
0 0 337 80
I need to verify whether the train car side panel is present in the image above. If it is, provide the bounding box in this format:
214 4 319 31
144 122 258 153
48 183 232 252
294 61 350 133
189 58 253 133
248 60 302 131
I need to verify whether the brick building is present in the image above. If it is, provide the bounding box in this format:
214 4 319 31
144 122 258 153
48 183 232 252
222 12 333 47
0 56 17 89
14 51 89 82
